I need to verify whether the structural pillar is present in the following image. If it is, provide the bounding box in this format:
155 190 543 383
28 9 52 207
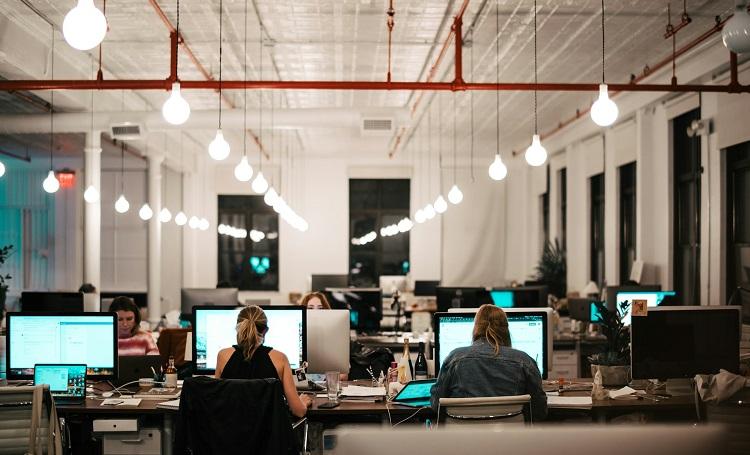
147 153 164 325
83 131 102 292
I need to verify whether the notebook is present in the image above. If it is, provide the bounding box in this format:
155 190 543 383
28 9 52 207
34 364 87 404
392 379 436 408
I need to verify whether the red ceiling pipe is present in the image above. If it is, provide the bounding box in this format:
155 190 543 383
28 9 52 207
453 12 465 88
386 0 395 83
169 31 178 83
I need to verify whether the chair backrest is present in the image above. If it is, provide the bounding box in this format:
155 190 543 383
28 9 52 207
0 385 63 454
439 395 532 426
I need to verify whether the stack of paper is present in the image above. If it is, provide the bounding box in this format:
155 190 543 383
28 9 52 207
156 399 181 410
100 398 142 407
340 385 386 401
134 388 181 400
547 396 593 409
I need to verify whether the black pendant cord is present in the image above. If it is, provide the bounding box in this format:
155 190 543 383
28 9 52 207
533 0 538 136
470 27 474 183
495 0 500 156
176 0 180 77
601 0 605 84
218 0 223 129
243 0 248 158
259 21 263 172
49 25 55 171
438 93 443 194
452 92 457 184
120 142 125 195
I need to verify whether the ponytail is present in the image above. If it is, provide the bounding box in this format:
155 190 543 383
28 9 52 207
472 304 512 354
236 305 268 360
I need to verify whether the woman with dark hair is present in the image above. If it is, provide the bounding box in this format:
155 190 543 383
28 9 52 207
109 296 159 356
430 304 547 419
298 292 331 310
214 305 311 418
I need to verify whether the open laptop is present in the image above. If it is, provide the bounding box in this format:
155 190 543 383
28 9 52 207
116 355 163 387
392 379 436 408
34 364 87 404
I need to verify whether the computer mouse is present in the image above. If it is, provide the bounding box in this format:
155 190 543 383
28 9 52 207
102 391 114 398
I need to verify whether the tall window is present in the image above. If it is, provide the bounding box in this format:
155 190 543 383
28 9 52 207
540 166 550 248
559 168 567 250
726 140 750 301
217 195 279 291
349 179 410 287
673 108 701 305
619 162 636 284
590 173 605 286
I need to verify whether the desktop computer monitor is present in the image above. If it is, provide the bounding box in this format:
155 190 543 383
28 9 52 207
436 287 491 312
192 305 306 375
379 275 407 297
614 290 677 325
434 308 550 379
490 290 514 308
604 285 660 312
568 298 597 321
491 286 548 308
631 306 741 380
306 309 350 374
20 292 84 313
181 288 239 316
414 280 440 297
324 288 383 332
6 312 117 380
311 274 348 292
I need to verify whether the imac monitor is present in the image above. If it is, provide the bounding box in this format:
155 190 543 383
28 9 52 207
306 310 350 374
34 364 87 403
568 298 597 321
604 285 660 312
379 275 407 297
21 292 84 313
492 286 548 308
631 306 741 380
614 291 677 325
181 288 239 316
434 309 550 379
490 291 514 308
311 274 348 292
414 280 441 297
324 289 383 332
7 313 117 380
192 305 306 374
436 287 490 312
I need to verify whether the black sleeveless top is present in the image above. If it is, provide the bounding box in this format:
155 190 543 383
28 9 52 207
221 345 280 381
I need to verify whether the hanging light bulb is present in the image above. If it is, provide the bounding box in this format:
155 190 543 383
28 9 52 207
0 160 5 178
84 185 100 203
434 195 448 214
251 171 269 194
414 209 426 224
115 195 130 213
525 134 548 167
159 207 172 223
234 156 254 182
199 218 209 231
424 204 436 220
488 154 508 181
723 1 750 54
62 0 107 51
188 216 200 229
448 184 463 205
264 187 279 206
174 211 187 226
208 129 231 161
42 170 60 194
162 82 191 125
590 84 619 127
139 203 153 220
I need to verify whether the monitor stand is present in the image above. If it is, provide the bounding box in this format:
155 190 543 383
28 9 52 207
666 378 694 396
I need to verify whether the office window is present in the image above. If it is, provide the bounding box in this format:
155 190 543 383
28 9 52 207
217 195 279 291
673 108 701 305
619 162 636 284
590 173 605 286
540 166 550 250
349 179 410 287
726 140 750 298
559 168 567 250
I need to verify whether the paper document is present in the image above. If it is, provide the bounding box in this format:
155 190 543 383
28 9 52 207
609 386 637 399
101 398 142 407
156 399 181 410
547 396 593 408
341 385 387 397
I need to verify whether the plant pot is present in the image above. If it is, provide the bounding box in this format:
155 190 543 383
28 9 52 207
590 364 631 387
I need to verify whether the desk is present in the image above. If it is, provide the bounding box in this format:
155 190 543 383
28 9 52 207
555 390 696 422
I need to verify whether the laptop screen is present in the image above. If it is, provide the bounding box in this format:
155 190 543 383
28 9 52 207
394 379 436 402
34 364 86 399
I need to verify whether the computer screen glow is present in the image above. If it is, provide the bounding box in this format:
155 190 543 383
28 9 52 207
490 291 514 308
34 365 86 397
615 291 676 325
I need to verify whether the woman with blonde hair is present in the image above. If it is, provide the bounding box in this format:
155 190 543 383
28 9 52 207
299 291 331 310
430 304 547 420
215 305 312 418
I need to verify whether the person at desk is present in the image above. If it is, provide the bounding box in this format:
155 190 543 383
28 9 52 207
430 304 547 420
109 296 159 356
299 291 331 309
215 305 312 418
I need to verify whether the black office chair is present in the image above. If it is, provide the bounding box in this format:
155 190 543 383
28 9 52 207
175 376 306 455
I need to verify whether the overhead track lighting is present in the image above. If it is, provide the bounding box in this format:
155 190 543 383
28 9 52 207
63 0 108 51
723 0 750 54
525 0 548 167
590 0 619 127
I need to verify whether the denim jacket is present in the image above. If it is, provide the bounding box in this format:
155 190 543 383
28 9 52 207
430 339 548 420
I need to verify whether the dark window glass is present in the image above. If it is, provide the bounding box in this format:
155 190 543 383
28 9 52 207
541 165 550 248
590 173 605 286
619 162 636 284
349 179 410 287
217 195 279 291
673 108 701 305
559 168 567 250
726 141 750 301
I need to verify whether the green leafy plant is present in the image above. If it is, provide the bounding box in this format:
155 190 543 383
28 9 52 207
534 239 566 298
588 300 631 366
0 244 12 292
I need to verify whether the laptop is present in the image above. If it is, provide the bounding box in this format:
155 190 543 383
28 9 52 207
34 364 87 404
392 379 436 408
116 355 163 387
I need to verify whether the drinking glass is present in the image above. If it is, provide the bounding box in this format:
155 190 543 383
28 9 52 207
325 371 340 402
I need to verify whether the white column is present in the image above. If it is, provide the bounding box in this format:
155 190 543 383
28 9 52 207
83 131 102 290
148 153 164 325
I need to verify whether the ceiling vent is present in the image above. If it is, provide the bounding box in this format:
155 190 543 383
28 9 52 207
110 122 144 141
361 117 394 136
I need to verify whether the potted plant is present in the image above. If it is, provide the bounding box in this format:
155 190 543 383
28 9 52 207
533 239 566 299
588 300 631 386
0 244 13 322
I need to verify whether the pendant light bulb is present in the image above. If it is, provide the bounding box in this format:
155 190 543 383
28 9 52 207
199 218 209 231
488 154 508 181
208 129 231 161
174 211 187 226
434 195 448 214
424 204 436 220
188 216 200 230
448 184 463 205
62 0 107 51
251 171 269 194
138 203 153 221
42 170 60 194
525 134 548 167
234 156 254 182
159 207 172 223
264 187 279 206
0 160 5 178
114 194 130 213
414 209 426 224
722 2 750 54
590 84 619 127
162 82 191 125
84 185 100 203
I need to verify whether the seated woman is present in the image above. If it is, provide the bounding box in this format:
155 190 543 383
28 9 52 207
215 305 312 418
430 304 547 420
299 291 331 310
109 296 159 356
